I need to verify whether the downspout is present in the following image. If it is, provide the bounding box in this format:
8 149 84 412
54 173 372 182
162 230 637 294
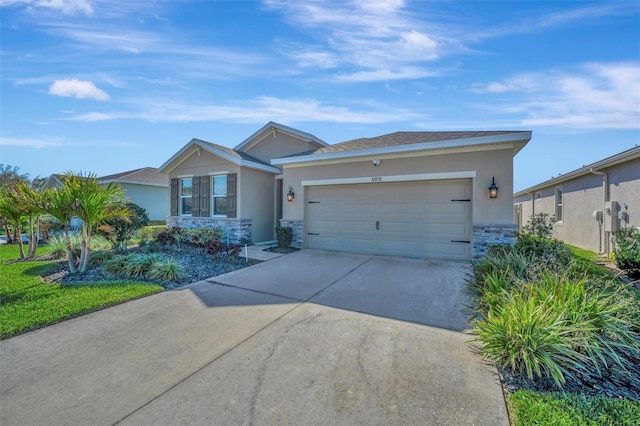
590 168 608 253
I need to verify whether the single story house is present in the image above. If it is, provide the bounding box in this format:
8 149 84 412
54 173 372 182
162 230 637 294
161 122 531 261
514 146 640 254
42 168 169 221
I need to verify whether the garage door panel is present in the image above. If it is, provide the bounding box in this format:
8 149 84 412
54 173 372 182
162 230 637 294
305 180 472 261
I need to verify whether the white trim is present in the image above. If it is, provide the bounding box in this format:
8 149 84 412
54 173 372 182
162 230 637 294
98 179 168 188
272 132 531 166
234 121 328 152
208 171 229 176
302 171 476 187
159 139 281 174
177 174 193 178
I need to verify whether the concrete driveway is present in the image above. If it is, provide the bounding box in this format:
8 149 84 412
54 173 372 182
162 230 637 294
0 249 508 426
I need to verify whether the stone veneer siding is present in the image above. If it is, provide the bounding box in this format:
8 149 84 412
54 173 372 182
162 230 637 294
279 219 304 249
472 223 517 260
167 217 252 245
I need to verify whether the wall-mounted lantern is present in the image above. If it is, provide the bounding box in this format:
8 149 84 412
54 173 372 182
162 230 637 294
488 177 499 199
286 186 295 202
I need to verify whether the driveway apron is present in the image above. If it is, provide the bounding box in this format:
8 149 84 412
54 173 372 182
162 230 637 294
1 249 508 426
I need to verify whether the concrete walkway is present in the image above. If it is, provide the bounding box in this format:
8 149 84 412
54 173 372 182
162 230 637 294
0 250 508 426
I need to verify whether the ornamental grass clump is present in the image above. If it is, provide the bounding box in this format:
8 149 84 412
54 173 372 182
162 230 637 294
148 258 183 281
469 231 640 390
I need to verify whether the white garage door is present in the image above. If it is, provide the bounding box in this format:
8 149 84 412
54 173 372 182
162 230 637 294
305 179 472 260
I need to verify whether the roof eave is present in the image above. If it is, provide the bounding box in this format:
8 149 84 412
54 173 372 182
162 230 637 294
514 145 640 197
272 132 532 166
234 121 328 152
159 139 280 175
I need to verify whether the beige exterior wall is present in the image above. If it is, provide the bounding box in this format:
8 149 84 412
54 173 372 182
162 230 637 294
240 167 276 242
242 132 320 164
281 147 516 225
119 183 168 221
513 157 640 253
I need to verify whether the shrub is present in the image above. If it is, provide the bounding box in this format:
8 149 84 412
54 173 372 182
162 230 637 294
515 233 573 272
89 250 114 266
156 226 184 246
614 227 640 279
202 238 241 258
97 201 149 252
521 212 557 239
275 226 293 248
137 225 167 243
148 258 183 281
184 228 224 244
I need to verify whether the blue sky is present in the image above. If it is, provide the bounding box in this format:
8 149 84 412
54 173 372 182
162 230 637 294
1 0 638 191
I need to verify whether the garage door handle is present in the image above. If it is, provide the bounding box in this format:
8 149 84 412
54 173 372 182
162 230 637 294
308 232 320 236
451 240 470 244
451 199 471 202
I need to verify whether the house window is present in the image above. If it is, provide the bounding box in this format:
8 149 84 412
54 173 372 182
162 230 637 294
180 178 192 216
211 175 227 216
555 188 563 222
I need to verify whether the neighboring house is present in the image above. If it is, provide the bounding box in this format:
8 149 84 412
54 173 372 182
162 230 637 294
161 122 531 261
97 168 168 221
514 146 640 254
42 168 169 221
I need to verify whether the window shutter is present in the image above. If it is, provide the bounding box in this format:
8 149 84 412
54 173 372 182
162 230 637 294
170 178 178 216
192 176 201 217
199 176 211 217
227 173 237 218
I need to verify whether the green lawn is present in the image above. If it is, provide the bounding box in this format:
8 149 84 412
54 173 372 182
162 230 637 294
0 244 163 339
508 391 640 426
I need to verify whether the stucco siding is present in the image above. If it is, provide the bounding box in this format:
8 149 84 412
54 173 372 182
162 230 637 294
282 147 515 225
119 184 168 221
243 132 319 164
514 156 640 253
240 167 276 242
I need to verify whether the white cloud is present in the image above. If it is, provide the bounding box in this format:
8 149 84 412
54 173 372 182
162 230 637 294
0 136 64 148
471 62 640 130
265 0 449 81
48 79 110 100
0 0 93 15
66 96 421 124
334 67 438 83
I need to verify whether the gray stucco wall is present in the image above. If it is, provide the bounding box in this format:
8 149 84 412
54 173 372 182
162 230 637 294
120 184 168 221
514 157 640 253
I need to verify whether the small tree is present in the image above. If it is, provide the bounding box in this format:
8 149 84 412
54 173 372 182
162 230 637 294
41 185 80 272
98 201 149 252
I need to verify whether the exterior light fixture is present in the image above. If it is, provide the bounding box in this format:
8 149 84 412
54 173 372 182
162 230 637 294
488 177 499 199
286 186 295 202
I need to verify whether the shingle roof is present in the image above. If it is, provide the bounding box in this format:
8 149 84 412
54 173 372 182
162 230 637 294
98 167 168 186
314 131 520 154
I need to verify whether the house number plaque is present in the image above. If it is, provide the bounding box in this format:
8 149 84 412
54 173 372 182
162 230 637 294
371 177 383 182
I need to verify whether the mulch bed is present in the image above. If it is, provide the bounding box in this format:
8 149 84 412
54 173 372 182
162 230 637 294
39 245 260 290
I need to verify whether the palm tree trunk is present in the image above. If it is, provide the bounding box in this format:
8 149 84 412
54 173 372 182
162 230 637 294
64 226 78 274
16 225 25 260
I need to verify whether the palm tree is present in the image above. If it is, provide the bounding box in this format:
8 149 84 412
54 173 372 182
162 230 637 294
58 173 130 273
40 186 79 272
12 182 46 258
0 187 27 259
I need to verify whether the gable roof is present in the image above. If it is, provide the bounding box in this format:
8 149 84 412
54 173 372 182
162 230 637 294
234 121 328 152
514 145 640 197
159 138 281 174
272 130 531 165
98 167 168 187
